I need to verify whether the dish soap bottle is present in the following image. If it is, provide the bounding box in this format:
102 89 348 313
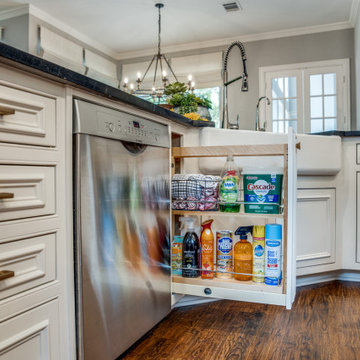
200 219 214 279
219 155 240 212
182 217 200 278
234 226 253 281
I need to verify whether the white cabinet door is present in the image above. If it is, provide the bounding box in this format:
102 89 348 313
296 188 336 274
0 299 60 360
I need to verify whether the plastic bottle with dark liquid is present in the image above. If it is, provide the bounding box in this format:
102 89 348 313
182 218 200 278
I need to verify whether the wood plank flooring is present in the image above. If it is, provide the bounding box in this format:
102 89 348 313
119 281 360 360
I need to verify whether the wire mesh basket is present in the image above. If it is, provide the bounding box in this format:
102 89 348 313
172 175 221 211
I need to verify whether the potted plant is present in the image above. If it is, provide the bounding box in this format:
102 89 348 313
164 82 212 121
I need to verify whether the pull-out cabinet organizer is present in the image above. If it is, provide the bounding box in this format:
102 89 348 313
171 130 298 309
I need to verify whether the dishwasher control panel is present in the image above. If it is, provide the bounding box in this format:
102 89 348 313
74 99 170 148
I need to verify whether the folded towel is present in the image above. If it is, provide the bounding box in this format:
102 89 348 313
172 174 221 199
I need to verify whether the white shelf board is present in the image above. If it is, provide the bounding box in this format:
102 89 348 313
172 276 286 306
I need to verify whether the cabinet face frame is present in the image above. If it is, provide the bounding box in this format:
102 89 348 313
170 129 298 309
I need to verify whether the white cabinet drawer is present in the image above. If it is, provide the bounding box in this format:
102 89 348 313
0 233 56 300
0 165 55 222
0 299 60 359
0 84 56 147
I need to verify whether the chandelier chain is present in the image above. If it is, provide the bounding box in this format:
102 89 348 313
158 5 161 55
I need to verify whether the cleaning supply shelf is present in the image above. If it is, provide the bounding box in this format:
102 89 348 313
171 130 298 309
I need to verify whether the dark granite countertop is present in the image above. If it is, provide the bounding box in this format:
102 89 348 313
0 43 214 128
311 130 360 137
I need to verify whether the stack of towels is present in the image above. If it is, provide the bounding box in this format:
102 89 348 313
172 174 221 211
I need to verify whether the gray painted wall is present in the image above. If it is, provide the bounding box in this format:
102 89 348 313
0 14 355 130
228 29 355 130
121 28 356 130
0 15 29 52
355 10 360 130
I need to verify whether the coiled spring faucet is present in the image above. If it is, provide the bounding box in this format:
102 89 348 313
222 41 248 129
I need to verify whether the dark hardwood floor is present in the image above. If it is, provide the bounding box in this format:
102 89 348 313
120 281 360 360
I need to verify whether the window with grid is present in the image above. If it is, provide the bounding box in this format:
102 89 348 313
271 75 300 133
260 60 349 134
308 73 336 132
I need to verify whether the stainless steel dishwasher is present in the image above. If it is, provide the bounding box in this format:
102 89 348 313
73 99 171 360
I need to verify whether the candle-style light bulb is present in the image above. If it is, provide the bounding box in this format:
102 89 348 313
191 81 195 88
188 74 192 81
137 72 141 80
130 83 134 90
162 70 167 78
124 77 129 84
152 87 156 92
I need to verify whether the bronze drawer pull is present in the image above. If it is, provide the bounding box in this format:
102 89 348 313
0 192 14 200
0 270 15 281
0 106 15 116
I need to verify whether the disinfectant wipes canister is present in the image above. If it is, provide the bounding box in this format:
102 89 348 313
243 169 283 214
265 224 282 286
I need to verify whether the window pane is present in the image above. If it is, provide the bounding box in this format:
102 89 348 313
324 118 336 131
288 120 297 132
272 121 279 133
285 99 297 119
194 87 220 127
324 73 336 95
278 121 284 133
310 97 323 118
310 74 322 96
272 99 284 120
324 95 336 118
272 78 284 98
284 121 289 133
311 119 323 133
285 77 297 97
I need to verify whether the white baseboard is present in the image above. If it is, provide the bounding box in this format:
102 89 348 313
296 270 360 287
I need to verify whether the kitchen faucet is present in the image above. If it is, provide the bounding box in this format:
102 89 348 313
255 96 270 131
221 41 248 129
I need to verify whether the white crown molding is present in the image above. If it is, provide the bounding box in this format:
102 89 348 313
116 21 353 61
0 4 30 21
0 4 117 58
349 0 360 26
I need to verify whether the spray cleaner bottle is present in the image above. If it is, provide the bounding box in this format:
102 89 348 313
182 217 200 278
200 219 214 279
234 226 253 281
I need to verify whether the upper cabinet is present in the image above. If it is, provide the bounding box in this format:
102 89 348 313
0 7 120 88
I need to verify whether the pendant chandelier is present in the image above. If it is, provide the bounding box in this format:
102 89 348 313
122 2 195 101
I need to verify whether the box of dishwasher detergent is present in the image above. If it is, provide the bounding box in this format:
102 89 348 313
243 169 283 214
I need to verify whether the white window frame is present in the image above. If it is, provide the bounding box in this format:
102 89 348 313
264 69 303 133
259 59 350 133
